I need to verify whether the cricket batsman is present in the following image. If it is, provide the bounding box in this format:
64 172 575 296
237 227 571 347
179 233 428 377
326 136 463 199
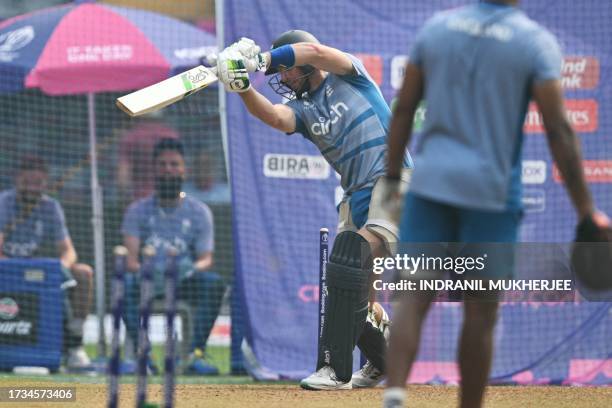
214 31 413 390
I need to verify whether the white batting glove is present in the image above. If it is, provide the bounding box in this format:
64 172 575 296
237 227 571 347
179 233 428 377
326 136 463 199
231 37 261 58
217 49 251 93
205 38 255 69
205 53 218 67
228 37 267 73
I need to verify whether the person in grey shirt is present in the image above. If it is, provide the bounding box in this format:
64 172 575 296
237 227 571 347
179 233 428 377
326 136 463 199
122 138 225 376
0 155 93 371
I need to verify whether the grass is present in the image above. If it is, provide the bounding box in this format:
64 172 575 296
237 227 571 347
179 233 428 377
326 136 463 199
84 344 231 375
1 344 251 385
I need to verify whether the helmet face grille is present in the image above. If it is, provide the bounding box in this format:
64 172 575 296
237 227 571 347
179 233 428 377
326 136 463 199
268 74 296 100
267 68 315 100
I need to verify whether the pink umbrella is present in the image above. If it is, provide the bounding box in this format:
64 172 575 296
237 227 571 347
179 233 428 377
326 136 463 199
0 1 217 93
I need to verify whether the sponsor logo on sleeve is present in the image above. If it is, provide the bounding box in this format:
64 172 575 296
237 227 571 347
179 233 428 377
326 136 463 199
561 57 599 90
524 100 598 133
263 154 330 179
554 160 612 183
522 160 547 184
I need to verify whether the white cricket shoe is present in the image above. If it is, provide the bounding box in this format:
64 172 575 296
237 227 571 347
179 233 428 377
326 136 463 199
66 346 92 370
352 360 385 388
382 395 405 408
300 366 352 390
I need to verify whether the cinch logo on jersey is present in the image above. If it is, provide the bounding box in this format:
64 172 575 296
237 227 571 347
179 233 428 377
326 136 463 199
561 57 599 90
524 100 598 133
310 102 349 136
522 190 546 213
554 161 612 183
522 161 547 184
263 154 330 179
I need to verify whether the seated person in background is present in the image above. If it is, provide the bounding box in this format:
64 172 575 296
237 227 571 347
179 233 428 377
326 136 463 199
0 155 93 371
183 150 231 204
117 120 179 204
122 138 225 376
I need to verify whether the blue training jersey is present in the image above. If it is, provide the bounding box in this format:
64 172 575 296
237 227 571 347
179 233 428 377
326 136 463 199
408 2 562 211
0 189 69 258
287 54 413 196
121 194 214 281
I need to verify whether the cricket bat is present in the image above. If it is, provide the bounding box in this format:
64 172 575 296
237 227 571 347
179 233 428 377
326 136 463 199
116 65 218 116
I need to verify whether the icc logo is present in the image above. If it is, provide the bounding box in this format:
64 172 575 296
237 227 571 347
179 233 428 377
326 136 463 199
322 232 328 243
0 26 35 62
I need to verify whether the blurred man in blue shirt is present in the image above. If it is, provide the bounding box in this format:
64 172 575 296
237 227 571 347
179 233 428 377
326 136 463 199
0 155 93 372
122 138 225 375
383 1 609 407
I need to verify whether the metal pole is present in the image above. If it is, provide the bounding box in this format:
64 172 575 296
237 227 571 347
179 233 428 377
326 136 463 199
88 92 107 358
215 0 230 182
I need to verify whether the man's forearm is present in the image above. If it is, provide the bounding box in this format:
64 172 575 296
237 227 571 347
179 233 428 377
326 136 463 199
387 63 423 178
387 113 414 179
547 122 594 218
127 260 140 273
194 252 213 272
239 88 282 129
60 253 77 269
194 258 213 272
